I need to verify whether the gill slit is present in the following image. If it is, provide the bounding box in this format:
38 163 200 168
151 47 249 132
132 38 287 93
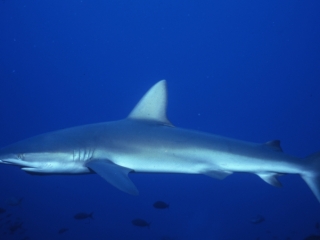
72 148 94 162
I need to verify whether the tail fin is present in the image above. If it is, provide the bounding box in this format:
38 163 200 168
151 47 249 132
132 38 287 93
301 152 320 203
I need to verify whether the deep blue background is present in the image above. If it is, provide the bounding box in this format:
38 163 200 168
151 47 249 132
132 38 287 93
0 0 320 239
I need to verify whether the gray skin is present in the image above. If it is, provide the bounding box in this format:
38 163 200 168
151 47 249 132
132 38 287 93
0 80 319 202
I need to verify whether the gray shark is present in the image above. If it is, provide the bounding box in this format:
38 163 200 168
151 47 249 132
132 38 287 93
0 80 320 202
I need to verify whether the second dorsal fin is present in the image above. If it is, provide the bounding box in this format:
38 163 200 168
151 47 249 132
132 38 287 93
264 140 283 152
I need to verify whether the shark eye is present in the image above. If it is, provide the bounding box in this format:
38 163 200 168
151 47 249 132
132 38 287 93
17 154 25 160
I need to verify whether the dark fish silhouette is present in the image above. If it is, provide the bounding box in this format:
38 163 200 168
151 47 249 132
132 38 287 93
6 213 12 218
153 201 169 209
316 222 320 229
9 221 23 234
58 228 69 234
0 208 6 214
250 215 265 224
132 218 150 228
74 212 93 220
305 235 320 240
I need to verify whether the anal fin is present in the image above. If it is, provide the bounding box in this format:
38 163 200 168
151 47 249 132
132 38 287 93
257 172 282 187
86 159 139 195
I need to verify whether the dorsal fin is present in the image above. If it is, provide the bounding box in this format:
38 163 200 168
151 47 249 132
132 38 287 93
264 140 283 152
128 80 173 127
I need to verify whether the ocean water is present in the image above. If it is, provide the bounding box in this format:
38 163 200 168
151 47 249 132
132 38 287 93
0 0 320 239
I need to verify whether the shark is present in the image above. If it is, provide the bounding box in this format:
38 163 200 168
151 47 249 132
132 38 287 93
0 80 319 202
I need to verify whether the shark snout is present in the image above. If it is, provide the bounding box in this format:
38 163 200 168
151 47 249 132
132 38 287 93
0 153 17 162
0 153 35 167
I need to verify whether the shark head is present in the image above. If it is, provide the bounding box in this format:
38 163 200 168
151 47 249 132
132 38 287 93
0 133 93 174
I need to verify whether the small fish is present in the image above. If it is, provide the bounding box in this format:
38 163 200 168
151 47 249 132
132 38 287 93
58 228 69 234
9 221 23 234
74 212 93 220
0 208 6 214
250 215 265 224
132 218 150 228
304 235 320 240
153 201 169 209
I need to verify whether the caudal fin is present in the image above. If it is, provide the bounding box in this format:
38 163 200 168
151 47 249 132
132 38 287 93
301 152 320 203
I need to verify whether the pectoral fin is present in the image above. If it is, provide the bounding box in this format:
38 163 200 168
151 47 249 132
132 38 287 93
86 159 139 195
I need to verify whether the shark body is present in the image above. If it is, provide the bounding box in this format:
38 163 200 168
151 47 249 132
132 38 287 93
1 80 320 202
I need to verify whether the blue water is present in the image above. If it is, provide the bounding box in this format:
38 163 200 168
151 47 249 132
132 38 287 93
0 0 320 239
